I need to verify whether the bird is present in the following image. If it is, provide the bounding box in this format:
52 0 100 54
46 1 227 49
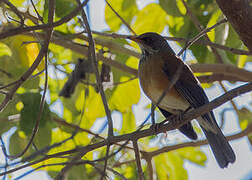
128 32 236 168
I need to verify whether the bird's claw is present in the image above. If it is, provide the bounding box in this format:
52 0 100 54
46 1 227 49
150 123 160 133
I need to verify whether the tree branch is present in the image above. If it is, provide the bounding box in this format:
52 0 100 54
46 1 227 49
216 0 252 51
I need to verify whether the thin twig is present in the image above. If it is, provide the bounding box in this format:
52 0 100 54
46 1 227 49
2 0 24 25
0 0 89 40
1 93 252 177
148 123 252 158
77 2 114 179
29 32 252 83
181 0 225 63
104 0 136 35
1 83 251 177
177 18 228 56
80 30 252 55
30 0 44 23
78 5 113 137
2 0 54 159
133 140 145 180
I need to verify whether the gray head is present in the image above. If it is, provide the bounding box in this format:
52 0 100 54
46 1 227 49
128 32 172 54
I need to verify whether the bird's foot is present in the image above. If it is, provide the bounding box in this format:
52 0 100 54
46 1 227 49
170 107 192 126
160 112 184 127
150 123 160 133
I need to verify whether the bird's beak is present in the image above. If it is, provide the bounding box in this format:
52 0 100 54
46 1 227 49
127 36 142 44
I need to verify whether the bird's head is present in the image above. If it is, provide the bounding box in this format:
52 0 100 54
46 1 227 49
128 32 168 54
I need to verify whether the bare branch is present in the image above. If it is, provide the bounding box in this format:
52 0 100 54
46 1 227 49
104 0 136 35
181 0 225 64
0 0 89 40
177 18 228 56
190 64 252 82
2 0 24 25
133 140 145 180
148 123 252 158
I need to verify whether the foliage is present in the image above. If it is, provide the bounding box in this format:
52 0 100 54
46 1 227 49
0 0 251 179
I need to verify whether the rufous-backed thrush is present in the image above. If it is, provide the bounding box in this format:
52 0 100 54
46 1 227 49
128 32 235 168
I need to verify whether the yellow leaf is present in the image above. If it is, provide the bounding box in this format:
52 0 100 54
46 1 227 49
133 3 168 34
207 10 221 42
3 35 41 71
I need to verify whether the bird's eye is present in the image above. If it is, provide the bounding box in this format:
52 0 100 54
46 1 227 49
142 37 152 45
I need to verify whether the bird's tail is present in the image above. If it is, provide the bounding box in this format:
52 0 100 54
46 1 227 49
198 112 236 168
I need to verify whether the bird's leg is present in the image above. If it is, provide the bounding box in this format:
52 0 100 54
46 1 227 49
150 103 159 132
160 106 193 127
151 103 155 125
170 106 193 126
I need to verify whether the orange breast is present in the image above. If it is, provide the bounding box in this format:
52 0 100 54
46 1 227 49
138 54 190 113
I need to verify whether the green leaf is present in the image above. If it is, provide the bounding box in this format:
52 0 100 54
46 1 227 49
206 10 221 42
154 152 188 180
49 43 73 64
1 35 40 81
238 107 252 130
133 3 167 34
33 122 52 149
105 0 138 31
9 131 32 156
0 95 19 134
83 88 106 119
43 0 49 23
9 0 25 7
22 76 40 89
67 165 87 180
238 107 252 146
168 16 196 39
0 42 12 57
55 0 77 19
225 25 243 64
177 147 207 166
159 0 182 16
0 94 19 118
237 55 248 68
19 93 52 135
121 111 136 134
110 78 140 113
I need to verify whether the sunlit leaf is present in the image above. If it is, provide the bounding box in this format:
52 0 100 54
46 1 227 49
121 111 136 134
238 107 252 130
133 3 167 34
159 0 182 17
0 42 12 57
9 0 25 7
110 78 140 113
1 35 41 82
238 107 252 146
237 55 248 68
154 152 188 180
105 0 138 31
177 147 207 166
206 10 221 42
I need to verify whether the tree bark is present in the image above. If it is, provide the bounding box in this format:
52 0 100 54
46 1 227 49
216 0 252 51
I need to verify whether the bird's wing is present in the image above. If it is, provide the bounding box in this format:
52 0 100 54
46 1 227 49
162 55 217 133
162 55 235 168
162 56 209 107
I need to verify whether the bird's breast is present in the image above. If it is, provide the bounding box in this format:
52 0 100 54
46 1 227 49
138 54 190 112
